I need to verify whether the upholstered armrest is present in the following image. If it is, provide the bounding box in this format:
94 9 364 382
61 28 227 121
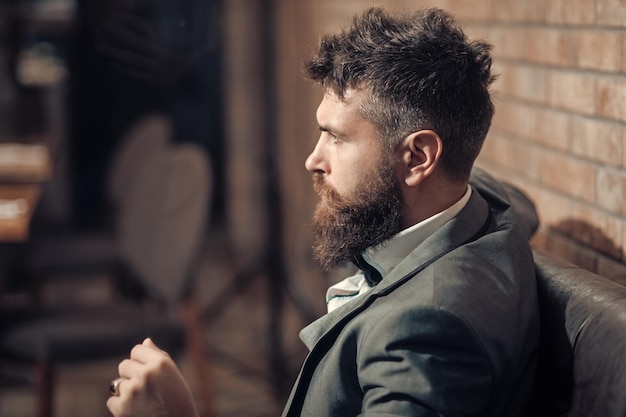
530 250 626 417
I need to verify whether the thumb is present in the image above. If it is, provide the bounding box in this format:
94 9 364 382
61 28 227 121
142 337 163 351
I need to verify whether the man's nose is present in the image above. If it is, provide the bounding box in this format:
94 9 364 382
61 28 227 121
305 140 328 174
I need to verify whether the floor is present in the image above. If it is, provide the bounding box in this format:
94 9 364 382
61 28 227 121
0 232 315 417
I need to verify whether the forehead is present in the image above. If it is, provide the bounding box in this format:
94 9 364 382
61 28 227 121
316 89 370 131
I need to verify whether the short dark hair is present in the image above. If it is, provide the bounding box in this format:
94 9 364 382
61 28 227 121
305 7 496 182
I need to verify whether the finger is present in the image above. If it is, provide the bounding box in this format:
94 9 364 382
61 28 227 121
142 337 163 351
130 340 170 364
106 394 130 417
142 338 172 356
118 357 147 379
106 395 119 415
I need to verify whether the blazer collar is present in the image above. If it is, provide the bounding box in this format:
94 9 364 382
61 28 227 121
300 187 491 350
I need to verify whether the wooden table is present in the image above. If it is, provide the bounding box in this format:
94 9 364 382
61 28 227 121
0 185 43 241
0 142 51 242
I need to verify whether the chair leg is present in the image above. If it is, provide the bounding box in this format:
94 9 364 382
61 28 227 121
36 361 53 417
182 299 217 417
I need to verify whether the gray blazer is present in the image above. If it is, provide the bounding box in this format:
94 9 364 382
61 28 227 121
282 168 540 417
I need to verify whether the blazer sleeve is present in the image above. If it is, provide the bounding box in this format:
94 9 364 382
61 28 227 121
357 305 494 417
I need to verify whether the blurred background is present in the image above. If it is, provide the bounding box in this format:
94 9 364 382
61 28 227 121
0 0 624 416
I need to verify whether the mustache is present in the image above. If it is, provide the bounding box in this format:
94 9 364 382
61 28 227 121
312 173 340 202
312 173 326 193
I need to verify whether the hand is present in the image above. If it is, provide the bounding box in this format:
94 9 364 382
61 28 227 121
106 338 199 417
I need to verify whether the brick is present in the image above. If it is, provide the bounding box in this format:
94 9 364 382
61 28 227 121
623 32 626 72
477 140 523 180
518 180 543 203
492 0 545 22
623 128 626 168
547 70 596 115
503 137 537 173
494 27 530 61
527 28 573 67
434 0 497 20
532 187 575 225
595 167 625 214
491 100 532 136
570 117 623 166
508 139 542 180
310 1 364 34
490 61 508 94
474 156 506 177
482 25 507 61
477 134 507 167
596 76 626 122
539 151 597 202
595 0 626 27
483 170 537 200
478 134 537 175
496 64 548 104
623 220 626 261
477 135 504 166
574 30 623 72
528 108 571 150
463 24 497 47
546 0 596 25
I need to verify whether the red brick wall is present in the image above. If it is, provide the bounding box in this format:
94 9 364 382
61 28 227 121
274 0 626 285
450 0 626 283
225 0 626 309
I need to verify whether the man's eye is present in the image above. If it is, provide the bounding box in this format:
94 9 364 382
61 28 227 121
320 128 343 144
329 133 342 143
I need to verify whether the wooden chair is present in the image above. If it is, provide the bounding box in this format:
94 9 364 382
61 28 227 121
19 114 170 282
0 140 215 417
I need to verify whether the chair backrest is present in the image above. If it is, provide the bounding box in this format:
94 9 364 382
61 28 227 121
530 250 626 417
118 142 211 305
107 114 171 206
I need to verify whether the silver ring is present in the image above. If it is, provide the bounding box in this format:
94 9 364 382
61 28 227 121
110 377 124 396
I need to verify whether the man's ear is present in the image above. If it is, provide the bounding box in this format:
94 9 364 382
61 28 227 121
397 130 443 187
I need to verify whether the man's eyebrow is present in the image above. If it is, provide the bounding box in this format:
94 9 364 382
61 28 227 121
318 124 345 137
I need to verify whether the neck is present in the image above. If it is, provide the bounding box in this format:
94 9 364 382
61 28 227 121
401 175 468 229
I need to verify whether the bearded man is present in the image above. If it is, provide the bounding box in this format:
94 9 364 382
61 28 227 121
107 7 540 417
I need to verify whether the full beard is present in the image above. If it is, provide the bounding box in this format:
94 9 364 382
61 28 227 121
311 165 404 272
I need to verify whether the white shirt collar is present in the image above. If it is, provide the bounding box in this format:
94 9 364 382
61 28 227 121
364 184 472 277
325 185 472 313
